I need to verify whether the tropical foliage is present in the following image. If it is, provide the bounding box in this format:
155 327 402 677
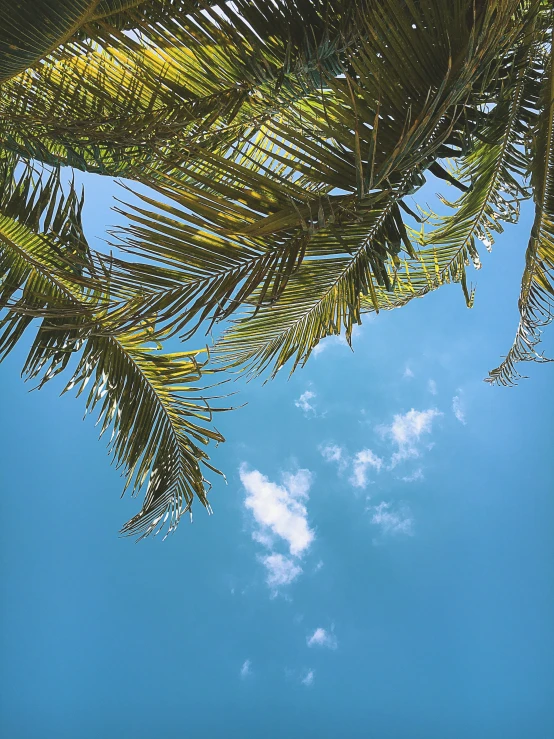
0 0 552 537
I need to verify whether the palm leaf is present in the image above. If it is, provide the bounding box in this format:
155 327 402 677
0 0 99 82
0 158 227 537
354 15 545 319
62 331 226 539
0 0 356 176
487 25 554 385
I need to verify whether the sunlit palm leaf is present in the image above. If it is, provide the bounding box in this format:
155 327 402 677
63 331 225 539
0 159 226 537
355 21 545 318
0 0 355 176
0 159 96 367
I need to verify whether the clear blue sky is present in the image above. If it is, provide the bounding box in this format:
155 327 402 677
0 175 553 739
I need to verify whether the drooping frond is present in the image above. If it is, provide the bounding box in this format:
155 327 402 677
202 0 531 376
0 158 97 366
0 159 226 537
63 332 225 539
353 15 545 318
487 26 554 385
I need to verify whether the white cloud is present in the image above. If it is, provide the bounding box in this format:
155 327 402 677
319 443 346 471
349 448 383 488
403 365 414 379
452 393 466 424
313 335 346 356
301 669 315 687
259 553 303 589
295 390 316 415
314 560 324 573
401 468 424 483
282 469 312 499
240 660 251 678
241 466 314 557
381 408 441 466
428 379 438 395
242 466 315 594
307 628 337 650
251 530 274 548
313 325 362 357
369 501 413 536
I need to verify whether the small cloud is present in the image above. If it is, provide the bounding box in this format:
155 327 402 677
313 326 362 357
307 628 337 650
314 560 324 573
369 501 413 536
240 660 251 678
452 393 466 424
241 466 314 557
320 443 344 465
380 408 441 466
403 365 414 379
401 468 424 483
259 553 303 590
252 530 274 548
241 466 314 594
428 379 438 395
301 669 315 687
349 449 383 488
295 390 317 415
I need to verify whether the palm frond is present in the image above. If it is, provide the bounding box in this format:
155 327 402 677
487 29 554 385
0 159 98 365
0 0 99 82
62 331 225 539
354 19 545 318
0 0 356 176
0 158 227 537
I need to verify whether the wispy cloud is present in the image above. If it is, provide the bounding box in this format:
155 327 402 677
403 365 414 379
319 443 345 465
380 408 441 466
259 553 303 589
369 501 413 536
452 393 466 424
401 468 424 483
240 660 251 678
428 379 438 395
301 669 315 686
307 628 337 650
241 466 314 592
313 325 362 357
295 390 317 415
241 466 314 557
349 449 383 488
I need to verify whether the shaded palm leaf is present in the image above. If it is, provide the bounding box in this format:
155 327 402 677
0 0 99 82
487 25 554 385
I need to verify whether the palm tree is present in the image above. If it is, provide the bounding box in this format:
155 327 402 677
0 0 552 537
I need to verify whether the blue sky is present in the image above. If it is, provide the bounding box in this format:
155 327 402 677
0 175 553 739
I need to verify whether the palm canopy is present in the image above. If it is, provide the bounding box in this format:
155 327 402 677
0 0 552 537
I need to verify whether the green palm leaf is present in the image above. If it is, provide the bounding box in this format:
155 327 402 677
487 26 554 385
0 0 99 82
0 0 355 176
63 331 225 539
0 159 226 537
